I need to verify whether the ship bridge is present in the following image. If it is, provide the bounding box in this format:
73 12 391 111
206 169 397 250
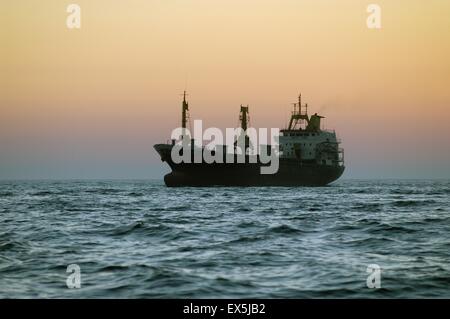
279 94 344 167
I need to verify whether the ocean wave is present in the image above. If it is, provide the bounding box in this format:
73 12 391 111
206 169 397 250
85 188 123 195
109 221 176 237
127 192 144 197
227 234 268 244
368 223 417 234
267 224 303 234
351 202 383 212
307 206 323 212
200 193 213 198
0 241 16 251
167 205 191 211
0 191 14 197
147 207 167 212
1 179 449 298
31 190 62 196
110 221 145 236
237 221 261 228
97 264 155 272
342 236 396 245
423 216 449 222
233 206 252 212
392 199 437 207
0 239 30 252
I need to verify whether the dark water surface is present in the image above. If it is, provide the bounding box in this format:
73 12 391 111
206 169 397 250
0 180 449 298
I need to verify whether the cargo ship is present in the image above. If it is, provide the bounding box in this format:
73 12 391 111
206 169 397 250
154 92 344 186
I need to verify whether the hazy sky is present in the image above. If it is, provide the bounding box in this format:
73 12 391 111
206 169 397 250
1 0 450 179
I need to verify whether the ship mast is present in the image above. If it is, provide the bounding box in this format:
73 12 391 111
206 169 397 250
287 93 310 130
298 93 302 116
239 105 249 131
181 91 189 129
236 105 251 151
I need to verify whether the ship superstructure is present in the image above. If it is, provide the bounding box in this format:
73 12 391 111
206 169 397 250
279 94 344 167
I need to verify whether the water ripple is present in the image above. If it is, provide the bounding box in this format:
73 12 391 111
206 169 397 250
0 179 449 298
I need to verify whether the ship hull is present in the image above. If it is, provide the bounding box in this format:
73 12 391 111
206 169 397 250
154 144 344 187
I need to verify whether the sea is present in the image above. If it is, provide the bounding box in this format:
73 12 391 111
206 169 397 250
0 179 449 298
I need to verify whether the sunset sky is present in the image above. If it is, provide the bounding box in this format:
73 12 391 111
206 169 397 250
1 0 450 179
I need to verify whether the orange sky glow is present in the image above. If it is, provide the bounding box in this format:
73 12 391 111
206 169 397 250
1 0 450 178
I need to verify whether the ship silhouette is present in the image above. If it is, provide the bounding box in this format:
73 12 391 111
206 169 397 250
154 92 345 186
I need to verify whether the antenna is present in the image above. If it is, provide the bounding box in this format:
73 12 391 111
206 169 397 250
291 103 297 115
298 93 302 115
181 90 189 129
